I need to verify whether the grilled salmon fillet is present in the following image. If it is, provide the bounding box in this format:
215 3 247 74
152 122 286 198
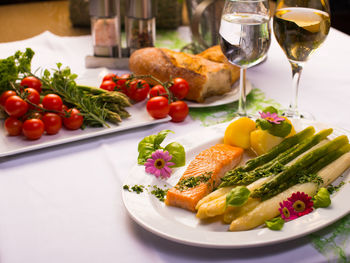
165 144 243 211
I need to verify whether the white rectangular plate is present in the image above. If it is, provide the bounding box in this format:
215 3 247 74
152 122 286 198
0 101 170 158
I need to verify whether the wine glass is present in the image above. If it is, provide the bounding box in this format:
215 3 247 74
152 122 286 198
273 0 331 119
219 0 271 116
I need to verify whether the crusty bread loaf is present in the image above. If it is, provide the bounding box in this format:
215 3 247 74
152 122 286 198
129 47 240 103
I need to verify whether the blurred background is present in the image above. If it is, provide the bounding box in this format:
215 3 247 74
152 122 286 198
0 0 348 43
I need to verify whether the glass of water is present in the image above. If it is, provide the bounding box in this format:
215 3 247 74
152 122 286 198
219 0 271 116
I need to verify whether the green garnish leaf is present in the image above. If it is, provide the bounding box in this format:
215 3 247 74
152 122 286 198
256 118 272 130
313 187 331 208
137 130 186 167
226 186 251 207
265 217 285 230
164 142 185 167
137 129 173 164
262 106 278 114
268 121 292 138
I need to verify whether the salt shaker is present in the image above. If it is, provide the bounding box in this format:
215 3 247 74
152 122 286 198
125 0 157 54
90 0 121 58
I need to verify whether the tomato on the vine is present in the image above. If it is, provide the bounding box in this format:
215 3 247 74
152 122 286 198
22 118 44 140
168 101 189 122
4 95 28 117
42 94 63 111
149 85 168 99
4 117 23 136
146 96 169 119
63 108 84 130
42 113 62 135
24 88 40 108
115 73 130 94
102 73 117 82
169 78 189 100
0 90 17 108
128 79 150 102
20 76 42 93
100 80 117 91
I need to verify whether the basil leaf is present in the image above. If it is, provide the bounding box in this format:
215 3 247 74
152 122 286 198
154 130 173 148
137 130 175 165
268 121 292 138
262 106 278 114
256 118 272 130
313 187 331 208
265 217 284 230
164 142 186 167
226 186 250 207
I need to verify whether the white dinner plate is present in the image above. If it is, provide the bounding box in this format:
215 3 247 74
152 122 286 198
186 80 253 108
122 119 350 248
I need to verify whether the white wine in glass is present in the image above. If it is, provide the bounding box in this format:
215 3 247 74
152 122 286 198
219 0 271 116
273 0 331 118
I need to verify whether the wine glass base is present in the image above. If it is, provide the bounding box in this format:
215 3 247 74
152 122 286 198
281 109 315 120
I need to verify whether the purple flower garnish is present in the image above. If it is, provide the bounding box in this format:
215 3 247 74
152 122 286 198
259 111 285 124
144 150 175 179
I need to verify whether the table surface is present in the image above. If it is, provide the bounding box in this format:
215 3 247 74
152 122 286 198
0 26 349 263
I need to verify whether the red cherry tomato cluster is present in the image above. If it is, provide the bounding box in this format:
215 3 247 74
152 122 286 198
146 78 189 122
100 73 190 122
1 76 84 140
99 73 150 102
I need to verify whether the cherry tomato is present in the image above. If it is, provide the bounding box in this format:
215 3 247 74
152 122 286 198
4 95 29 117
0 90 16 108
24 88 40 108
102 73 117 82
100 80 117 91
63 108 84 130
170 78 189 100
149 85 168 99
146 96 169 119
42 113 62 135
115 73 130 94
128 79 150 102
20 76 42 93
168 101 189 122
42 94 63 111
4 117 23 136
22 118 44 140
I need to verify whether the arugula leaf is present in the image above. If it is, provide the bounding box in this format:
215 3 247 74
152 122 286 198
165 142 185 167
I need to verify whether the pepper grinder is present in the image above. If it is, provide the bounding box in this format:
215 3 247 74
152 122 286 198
125 0 157 55
90 0 121 58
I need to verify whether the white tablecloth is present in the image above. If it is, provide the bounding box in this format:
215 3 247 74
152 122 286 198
0 29 349 263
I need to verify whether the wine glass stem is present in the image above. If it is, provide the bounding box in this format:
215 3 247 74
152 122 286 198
238 67 247 116
287 61 303 118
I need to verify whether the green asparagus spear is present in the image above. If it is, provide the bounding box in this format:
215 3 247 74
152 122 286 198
233 128 333 185
263 143 350 200
252 135 349 199
219 126 316 187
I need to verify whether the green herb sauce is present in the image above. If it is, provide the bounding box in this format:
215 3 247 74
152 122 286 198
175 171 213 191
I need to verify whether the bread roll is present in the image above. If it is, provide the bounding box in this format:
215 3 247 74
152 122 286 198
129 47 240 103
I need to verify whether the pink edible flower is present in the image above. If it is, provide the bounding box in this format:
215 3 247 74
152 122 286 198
288 191 314 217
144 150 175 179
279 200 298 221
259 111 285 124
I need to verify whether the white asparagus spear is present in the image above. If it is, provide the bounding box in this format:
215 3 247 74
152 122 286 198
229 152 350 231
196 140 330 219
196 176 272 219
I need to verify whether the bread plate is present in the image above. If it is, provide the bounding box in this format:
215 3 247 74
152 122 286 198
186 80 253 108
